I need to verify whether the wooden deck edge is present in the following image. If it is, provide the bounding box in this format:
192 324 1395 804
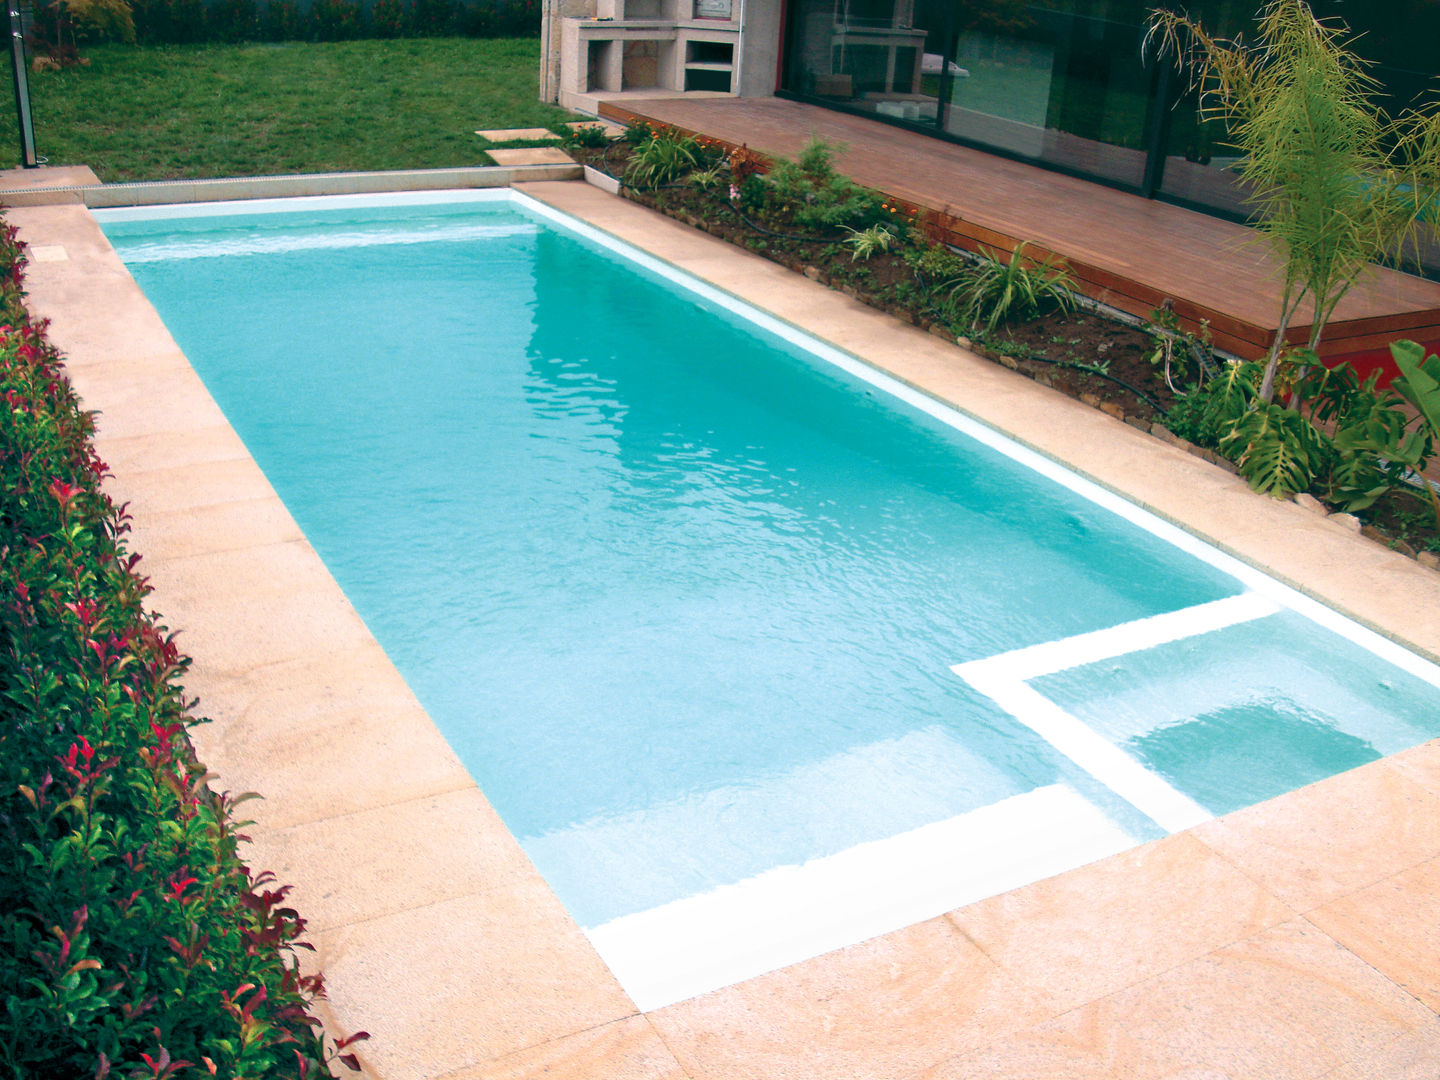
597 100 1440 363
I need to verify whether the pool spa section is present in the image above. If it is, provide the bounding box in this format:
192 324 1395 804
96 190 1440 1013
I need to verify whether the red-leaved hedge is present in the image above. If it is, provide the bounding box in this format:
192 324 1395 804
0 221 365 1077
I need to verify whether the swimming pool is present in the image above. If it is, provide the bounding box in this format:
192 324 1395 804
97 190 1440 1010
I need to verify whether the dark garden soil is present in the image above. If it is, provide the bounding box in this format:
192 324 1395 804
569 140 1440 562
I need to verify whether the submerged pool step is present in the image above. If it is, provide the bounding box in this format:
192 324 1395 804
585 783 1134 1012
953 593 1281 834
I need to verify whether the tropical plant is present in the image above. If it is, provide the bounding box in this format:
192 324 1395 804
624 129 705 189
843 223 900 261
945 242 1076 334
1167 353 1433 507
1148 0 1440 404
1390 339 1440 529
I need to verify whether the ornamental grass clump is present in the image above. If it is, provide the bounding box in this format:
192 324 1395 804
0 224 362 1078
945 242 1076 335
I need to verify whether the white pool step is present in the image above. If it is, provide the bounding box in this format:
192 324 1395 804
585 783 1134 1011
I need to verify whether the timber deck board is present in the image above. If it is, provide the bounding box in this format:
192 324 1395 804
598 96 1440 359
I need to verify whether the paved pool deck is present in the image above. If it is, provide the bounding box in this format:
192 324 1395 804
9 178 1440 1079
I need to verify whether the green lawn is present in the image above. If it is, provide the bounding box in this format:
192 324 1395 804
0 38 578 181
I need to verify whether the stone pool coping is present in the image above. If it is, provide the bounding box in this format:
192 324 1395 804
9 178 1440 1078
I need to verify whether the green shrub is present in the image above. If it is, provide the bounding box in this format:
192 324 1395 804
410 0 457 35
310 0 364 40
259 0 305 39
0 223 362 1077
764 138 889 232
207 0 259 39
370 0 406 35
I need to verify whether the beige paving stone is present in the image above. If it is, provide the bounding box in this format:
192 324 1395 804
918 1000 1158 1080
93 422 253 476
64 357 233 442
475 127 561 142
107 454 280 516
487 147 574 166
0 163 100 189
313 882 635 1078
649 917 1055 1080
8 207 183 366
1306 855 1440 1012
142 538 377 675
1384 737 1440 799
948 832 1293 1013
1104 919 1437 1079
437 1016 688 1080
182 640 473 831
1193 761 1440 912
1321 1024 1440 1080
127 495 303 561
245 788 544 934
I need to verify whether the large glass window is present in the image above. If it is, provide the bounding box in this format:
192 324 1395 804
781 0 1440 277
782 0 1162 186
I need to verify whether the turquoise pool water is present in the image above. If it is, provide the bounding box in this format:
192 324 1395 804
98 191 1440 1007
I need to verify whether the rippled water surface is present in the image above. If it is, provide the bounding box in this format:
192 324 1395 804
102 196 1440 931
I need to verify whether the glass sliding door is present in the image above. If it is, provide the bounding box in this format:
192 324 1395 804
783 0 1162 187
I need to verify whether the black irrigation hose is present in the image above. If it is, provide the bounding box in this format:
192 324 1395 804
996 350 1167 415
731 208 838 245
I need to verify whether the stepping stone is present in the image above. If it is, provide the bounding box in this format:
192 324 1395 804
474 127 561 142
485 147 576 166
566 119 625 137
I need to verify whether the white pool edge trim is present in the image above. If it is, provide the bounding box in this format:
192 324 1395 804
585 783 1135 1012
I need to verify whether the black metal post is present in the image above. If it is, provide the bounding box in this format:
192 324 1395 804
6 2 35 168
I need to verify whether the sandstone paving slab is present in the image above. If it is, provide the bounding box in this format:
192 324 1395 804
487 147 574 166
142 538 378 675
92 422 253 476
63 356 232 442
107 453 279 514
1384 737 1440 799
916 999 1157 1080
244 787 544 934
1305 855 1440 1012
127 496 304 562
1193 760 1440 913
182 640 473 833
1099 919 1439 1078
947 832 1293 1014
7 205 185 365
437 1016 689 1080
311 882 636 1078
648 917 1056 1080
1321 1025 1440 1080
0 164 100 189
475 127 561 142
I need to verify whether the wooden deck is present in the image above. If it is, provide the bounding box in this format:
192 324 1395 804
598 96 1440 364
